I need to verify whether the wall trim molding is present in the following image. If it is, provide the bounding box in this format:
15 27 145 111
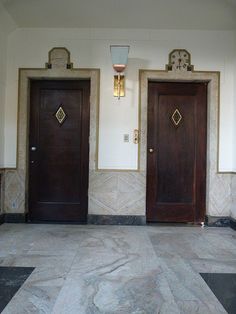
88 214 146 225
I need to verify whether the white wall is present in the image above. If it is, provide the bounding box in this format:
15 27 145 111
4 28 236 171
0 4 16 168
232 34 236 172
0 33 7 168
230 34 236 219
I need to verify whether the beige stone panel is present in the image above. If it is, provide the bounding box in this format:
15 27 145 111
4 170 25 213
231 175 236 219
117 172 145 193
89 192 118 215
117 191 145 215
89 171 118 193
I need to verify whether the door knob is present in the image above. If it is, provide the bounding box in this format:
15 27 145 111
149 148 154 153
30 146 37 151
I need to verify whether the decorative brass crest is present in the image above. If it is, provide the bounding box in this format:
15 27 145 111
166 49 194 72
171 109 182 127
114 75 125 97
55 106 67 125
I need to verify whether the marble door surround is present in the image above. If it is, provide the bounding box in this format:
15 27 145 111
139 69 232 223
1 48 101 220
0 48 233 224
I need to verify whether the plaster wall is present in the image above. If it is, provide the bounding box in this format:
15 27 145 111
4 28 236 172
230 35 236 220
232 36 236 173
0 3 16 168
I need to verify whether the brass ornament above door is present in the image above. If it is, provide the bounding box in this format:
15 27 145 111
166 49 194 72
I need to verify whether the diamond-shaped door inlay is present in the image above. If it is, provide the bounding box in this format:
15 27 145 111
55 106 67 125
171 108 182 127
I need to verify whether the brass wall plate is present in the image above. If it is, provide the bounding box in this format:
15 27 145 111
133 129 140 144
114 75 125 97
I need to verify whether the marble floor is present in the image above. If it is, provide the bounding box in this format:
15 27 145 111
0 223 235 314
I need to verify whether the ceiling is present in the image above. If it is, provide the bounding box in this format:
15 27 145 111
1 0 236 30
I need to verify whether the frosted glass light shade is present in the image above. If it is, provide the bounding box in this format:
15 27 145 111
110 45 130 72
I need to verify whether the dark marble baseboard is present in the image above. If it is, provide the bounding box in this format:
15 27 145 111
0 214 4 225
3 213 27 223
0 213 235 229
88 214 146 225
0 266 34 312
205 215 231 227
230 218 236 230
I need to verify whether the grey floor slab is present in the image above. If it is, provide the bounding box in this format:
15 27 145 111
0 223 235 313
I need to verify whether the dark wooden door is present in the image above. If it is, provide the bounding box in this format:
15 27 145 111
147 82 207 223
28 80 90 222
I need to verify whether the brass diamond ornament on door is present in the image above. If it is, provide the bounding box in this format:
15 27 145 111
55 105 67 125
171 108 182 127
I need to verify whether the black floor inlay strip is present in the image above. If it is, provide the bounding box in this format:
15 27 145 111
0 266 34 312
200 273 236 314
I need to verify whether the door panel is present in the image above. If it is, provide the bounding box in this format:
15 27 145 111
147 82 207 223
29 80 90 222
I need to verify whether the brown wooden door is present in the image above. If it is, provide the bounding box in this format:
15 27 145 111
147 82 207 223
28 80 90 222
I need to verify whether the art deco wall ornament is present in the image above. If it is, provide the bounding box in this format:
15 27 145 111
110 45 130 99
46 47 73 69
166 49 194 72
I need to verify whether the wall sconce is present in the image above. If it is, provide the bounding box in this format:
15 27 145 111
110 45 130 99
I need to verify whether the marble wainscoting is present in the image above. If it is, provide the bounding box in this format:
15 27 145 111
2 169 147 221
230 175 236 230
88 170 146 217
0 169 4 223
1 167 233 224
3 170 25 215
1 224 236 313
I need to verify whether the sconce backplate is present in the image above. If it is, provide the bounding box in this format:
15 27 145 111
114 75 125 97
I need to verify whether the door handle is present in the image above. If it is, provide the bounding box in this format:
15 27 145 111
30 146 37 151
149 148 154 153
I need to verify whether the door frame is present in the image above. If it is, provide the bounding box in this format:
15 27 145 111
15 49 100 217
139 69 222 220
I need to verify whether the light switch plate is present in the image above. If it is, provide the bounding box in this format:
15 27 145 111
124 134 129 142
